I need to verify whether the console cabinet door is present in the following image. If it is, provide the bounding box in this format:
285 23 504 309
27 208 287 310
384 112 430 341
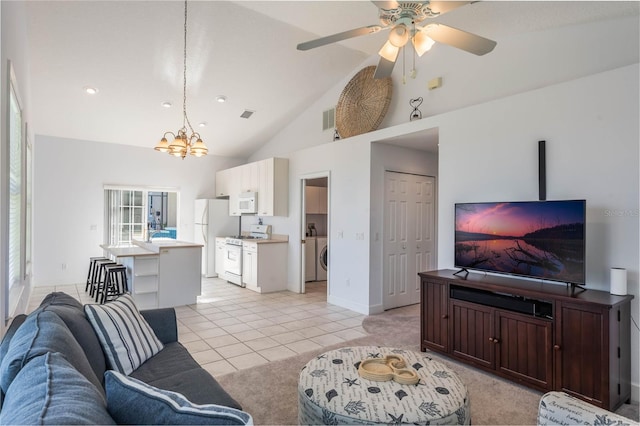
495 311 553 390
451 299 494 369
555 302 608 408
420 279 448 352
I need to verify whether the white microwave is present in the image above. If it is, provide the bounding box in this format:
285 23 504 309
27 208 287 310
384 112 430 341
238 192 257 214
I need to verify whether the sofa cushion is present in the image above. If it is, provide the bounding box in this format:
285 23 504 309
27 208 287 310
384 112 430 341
130 341 202 382
84 294 163 375
147 368 243 409
39 292 107 384
0 310 102 394
0 352 115 425
0 314 27 409
129 342 242 408
105 370 252 425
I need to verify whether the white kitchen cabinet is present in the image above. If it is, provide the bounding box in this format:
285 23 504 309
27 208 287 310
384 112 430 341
217 157 289 217
305 186 327 214
257 158 288 217
242 241 288 293
240 162 258 193
215 237 227 276
215 168 233 198
242 243 258 288
119 255 159 310
158 246 202 308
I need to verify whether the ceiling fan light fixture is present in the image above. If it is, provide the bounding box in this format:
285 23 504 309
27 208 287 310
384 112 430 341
378 40 400 62
412 31 435 57
388 24 410 47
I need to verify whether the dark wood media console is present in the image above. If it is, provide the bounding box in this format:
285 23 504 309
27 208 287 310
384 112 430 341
419 269 634 411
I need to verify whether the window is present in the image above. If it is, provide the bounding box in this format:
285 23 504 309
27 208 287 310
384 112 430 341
5 63 27 321
104 187 178 245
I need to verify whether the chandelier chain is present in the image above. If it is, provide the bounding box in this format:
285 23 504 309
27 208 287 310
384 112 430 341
154 0 207 158
182 0 194 135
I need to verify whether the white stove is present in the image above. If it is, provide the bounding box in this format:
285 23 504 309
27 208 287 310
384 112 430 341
224 225 271 286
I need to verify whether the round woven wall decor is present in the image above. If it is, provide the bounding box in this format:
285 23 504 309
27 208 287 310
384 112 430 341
335 66 393 139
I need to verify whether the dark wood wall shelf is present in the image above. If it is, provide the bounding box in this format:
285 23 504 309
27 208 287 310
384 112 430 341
419 269 633 411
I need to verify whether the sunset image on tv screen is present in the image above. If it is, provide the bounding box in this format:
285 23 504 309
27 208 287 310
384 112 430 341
454 200 585 284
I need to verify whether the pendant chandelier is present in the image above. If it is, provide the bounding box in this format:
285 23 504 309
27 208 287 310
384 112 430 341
154 0 207 159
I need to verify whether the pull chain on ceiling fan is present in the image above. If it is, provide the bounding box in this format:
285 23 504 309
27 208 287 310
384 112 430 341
297 0 497 79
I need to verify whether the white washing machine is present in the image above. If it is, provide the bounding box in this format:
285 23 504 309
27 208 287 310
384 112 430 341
316 236 328 281
305 236 316 282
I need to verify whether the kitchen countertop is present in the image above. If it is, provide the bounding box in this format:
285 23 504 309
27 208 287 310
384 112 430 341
248 239 288 244
101 239 203 257
241 233 289 244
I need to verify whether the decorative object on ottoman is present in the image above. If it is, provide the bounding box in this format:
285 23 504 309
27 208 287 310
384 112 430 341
298 346 470 425
357 354 419 385
335 66 392 139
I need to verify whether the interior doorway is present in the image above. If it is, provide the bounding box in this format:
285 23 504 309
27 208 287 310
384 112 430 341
383 171 436 309
300 173 330 295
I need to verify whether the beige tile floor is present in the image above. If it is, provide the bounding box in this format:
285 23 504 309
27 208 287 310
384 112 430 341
28 277 368 377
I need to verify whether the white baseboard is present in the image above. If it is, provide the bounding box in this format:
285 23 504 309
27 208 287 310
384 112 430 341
327 295 383 315
631 382 639 404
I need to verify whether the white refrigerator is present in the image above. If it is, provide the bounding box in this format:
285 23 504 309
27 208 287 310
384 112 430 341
194 199 236 277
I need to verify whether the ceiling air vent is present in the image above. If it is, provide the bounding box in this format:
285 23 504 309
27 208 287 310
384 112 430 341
240 110 254 119
322 107 335 131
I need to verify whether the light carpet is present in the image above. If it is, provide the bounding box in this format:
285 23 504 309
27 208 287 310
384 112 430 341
216 304 638 425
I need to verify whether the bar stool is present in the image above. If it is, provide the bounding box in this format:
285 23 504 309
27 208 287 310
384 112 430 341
98 264 128 304
91 259 117 300
85 257 110 293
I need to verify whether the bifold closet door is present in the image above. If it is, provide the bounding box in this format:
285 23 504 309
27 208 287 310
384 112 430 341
384 171 435 310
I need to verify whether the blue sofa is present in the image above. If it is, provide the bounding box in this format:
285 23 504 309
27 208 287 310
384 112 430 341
0 292 250 424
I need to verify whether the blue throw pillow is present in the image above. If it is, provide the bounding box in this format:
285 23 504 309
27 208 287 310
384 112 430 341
104 370 253 425
0 310 102 394
0 352 115 425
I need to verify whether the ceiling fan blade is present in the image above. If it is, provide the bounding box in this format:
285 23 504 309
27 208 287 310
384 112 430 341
371 0 400 11
297 25 384 51
373 56 396 79
428 1 472 15
425 24 496 55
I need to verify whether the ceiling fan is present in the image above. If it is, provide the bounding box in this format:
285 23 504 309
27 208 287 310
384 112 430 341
297 1 497 79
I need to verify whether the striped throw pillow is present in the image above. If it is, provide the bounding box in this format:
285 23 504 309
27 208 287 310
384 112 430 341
84 294 163 375
105 370 253 425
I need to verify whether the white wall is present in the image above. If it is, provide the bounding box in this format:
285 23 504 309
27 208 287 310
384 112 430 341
436 64 640 400
250 16 639 162
248 16 639 399
32 136 244 287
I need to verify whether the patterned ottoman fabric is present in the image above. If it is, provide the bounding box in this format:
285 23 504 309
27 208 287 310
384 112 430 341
298 346 470 425
537 391 635 426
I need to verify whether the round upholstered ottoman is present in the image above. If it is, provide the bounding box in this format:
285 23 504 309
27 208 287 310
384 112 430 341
298 346 470 425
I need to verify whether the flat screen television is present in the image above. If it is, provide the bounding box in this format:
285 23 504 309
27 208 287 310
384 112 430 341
454 200 586 286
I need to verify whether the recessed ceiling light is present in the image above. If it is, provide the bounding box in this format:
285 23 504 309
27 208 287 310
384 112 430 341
198 122 207 127
161 101 172 108
83 86 98 95
215 95 227 103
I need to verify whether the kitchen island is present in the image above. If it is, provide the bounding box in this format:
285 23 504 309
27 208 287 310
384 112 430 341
101 239 203 309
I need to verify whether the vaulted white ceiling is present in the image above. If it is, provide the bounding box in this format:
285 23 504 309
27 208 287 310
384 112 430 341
24 1 639 157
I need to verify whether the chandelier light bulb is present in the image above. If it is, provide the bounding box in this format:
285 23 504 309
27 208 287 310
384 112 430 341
154 137 170 153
